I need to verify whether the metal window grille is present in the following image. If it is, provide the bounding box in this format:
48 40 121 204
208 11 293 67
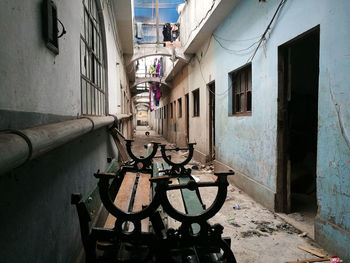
80 0 105 115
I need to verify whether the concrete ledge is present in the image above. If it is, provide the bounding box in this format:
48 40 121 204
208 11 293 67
193 149 208 164
315 216 350 262
214 159 276 211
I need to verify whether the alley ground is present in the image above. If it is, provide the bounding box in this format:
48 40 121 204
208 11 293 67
130 126 330 263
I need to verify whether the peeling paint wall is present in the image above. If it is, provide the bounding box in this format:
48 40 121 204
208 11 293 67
214 0 350 260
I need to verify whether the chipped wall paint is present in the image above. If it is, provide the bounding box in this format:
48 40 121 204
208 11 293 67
214 0 350 260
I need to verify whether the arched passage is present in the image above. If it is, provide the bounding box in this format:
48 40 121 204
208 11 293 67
127 47 191 66
131 77 171 89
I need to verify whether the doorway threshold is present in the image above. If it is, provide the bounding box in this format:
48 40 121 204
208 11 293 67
276 211 316 239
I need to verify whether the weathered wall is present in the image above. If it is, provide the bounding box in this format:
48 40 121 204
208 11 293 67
0 128 116 263
214 0 350 260
0 0 81 118
188 37 215 163
0 0 129 261
172 66 189 147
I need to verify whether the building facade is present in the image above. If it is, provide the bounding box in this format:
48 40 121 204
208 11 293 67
214 0 350 260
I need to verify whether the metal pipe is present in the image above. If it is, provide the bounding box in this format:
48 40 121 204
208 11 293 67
156 0 159 44
0 116 114 175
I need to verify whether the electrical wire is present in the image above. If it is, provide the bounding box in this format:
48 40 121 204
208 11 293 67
213 35 261 55
213 34 261 42
206 0 288 97
182 0 217 48
246 0 287 63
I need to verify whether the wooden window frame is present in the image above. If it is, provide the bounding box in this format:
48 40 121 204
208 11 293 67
193 89 200 117
231 63 252 116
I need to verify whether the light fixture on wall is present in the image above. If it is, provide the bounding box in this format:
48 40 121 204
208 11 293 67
42 0 67 55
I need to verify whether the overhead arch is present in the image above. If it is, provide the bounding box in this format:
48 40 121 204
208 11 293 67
136 102 149 107
127 46 191 66
131 77 170 89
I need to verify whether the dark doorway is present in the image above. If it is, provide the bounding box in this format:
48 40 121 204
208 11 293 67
277 26 319 218
185 93 189 143
209 82 215 161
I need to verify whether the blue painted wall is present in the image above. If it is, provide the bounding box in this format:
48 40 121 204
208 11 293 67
214 0 350 260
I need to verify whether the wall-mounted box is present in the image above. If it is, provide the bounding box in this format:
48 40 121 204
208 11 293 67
42 0 59 54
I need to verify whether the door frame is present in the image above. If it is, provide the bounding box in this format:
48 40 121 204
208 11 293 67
276 25 320 212
208 81 215 161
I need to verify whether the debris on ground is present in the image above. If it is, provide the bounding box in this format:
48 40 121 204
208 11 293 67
297 245 326 258
285 257 331 263
240 230 268 238
298 232 308 237
227 218 241 227
251 220 276 234
276 223 302 234
232 204 241 210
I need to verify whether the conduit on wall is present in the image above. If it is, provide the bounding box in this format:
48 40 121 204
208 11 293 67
0 116 115 175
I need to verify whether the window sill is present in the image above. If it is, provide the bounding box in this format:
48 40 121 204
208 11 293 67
229 112 252 117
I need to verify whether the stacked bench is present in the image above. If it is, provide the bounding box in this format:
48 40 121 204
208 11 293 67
72 140 236 263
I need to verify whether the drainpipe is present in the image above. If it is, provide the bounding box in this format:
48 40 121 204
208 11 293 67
0 116 115 175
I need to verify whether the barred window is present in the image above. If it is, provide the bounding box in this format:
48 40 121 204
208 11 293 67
80 0 105 115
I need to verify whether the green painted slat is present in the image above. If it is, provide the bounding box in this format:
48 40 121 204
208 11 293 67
178 176 204 234
84 159 120 221
105 158 120 173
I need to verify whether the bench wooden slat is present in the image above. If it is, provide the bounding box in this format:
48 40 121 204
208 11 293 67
104 172 137 228
132 173 151 232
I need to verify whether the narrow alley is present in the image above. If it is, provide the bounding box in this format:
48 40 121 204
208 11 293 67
0 0 349 262
131 126 330 263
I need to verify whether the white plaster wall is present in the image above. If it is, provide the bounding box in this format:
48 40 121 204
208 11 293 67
0 0 81 116
102 1 130 115
0 0 129 118
188 36 215 157
179 0 218 47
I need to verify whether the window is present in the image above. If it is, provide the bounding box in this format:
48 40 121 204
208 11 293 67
164 106 166 119
81 0 105 115
174 101 176 119
178 98 182 118
193 89 200 117
231 64 252 115
170 103 173 118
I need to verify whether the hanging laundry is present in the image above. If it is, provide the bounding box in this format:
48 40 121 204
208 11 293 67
135 22 143 39
158 57 163 77
153 82 159 106
171 23 179 41
149 64 156 77
149 83 154 111
163 23 172 42
156 82 162 102
156 60 160 77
